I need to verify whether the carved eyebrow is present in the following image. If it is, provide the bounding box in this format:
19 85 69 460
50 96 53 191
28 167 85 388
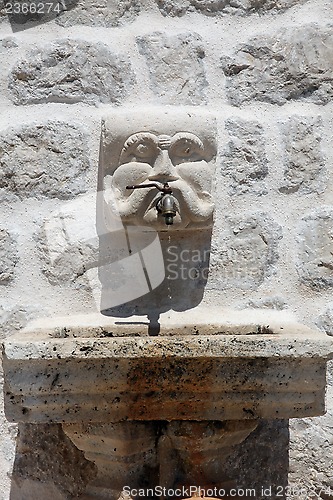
121 132 158 153
170 132 205 152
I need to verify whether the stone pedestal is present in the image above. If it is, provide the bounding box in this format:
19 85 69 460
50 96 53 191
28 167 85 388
3 309 333 498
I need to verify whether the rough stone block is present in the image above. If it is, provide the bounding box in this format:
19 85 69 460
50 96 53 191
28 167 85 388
0 306 33 338
279 116 325 195
222 118 268 195
0 121 89 200
38 194 99 286
317 305 333 336
210 213 282 290
156 0 307 16
221 25 333 106
137 32 207 105
56 0 139 27
9 39 135 105
297 208 333 289
0 229 18 285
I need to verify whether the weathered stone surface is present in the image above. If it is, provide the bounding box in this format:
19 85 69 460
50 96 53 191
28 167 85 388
9 39 135 105
221 25 333 106
297 208 333 289
222 118 267 195
0 121 89 200
1 36 18 49
0 230 18 285
0 306 33 338
316 304 333 337
210 214 282 290
39 234 97 287
242 296 287 310
64 421 158 497
11 423 96 498
226 420 289 500
156 420 257 492
4 314 332 423
279 116 325 195
56 0 139 27
38 195 98 286
289 362 333 496
137 32 207 105
156 0 307 16
0 1 7 22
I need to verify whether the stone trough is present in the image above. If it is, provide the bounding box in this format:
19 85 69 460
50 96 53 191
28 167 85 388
3 308 333 498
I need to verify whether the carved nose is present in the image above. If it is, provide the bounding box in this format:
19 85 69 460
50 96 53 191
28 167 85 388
148 150 178 181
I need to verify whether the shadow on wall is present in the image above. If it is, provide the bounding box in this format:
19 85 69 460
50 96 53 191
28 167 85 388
2 0 79 32
9 423 97 499
9 420 289 499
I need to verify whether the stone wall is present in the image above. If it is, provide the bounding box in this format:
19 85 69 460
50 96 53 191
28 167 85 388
0 0 332 498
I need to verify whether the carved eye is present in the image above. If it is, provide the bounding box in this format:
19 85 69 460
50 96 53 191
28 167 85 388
169 133 205 164
174 141 194 157
135 143 152 158
119 133 158 165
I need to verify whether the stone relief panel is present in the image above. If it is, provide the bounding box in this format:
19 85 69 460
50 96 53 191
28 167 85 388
99 109 217 231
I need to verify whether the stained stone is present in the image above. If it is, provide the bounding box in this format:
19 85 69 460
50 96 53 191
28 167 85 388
137 32 207 105
297 208 333 289
0 121 89 200
221 25 333 106
56 0 139 27
222 118 268 195
279 116 325 195
0 229 18 285
9 39 135 105
209 214 282 290
10 424 96 498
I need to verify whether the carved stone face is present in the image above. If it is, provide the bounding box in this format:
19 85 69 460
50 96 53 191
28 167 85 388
100 110 217 230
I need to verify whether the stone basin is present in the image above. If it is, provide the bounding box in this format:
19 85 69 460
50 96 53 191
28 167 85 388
3 308 333 424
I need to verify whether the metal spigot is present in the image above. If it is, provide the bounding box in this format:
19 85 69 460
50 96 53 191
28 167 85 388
126 182 177 226
156 192 177 225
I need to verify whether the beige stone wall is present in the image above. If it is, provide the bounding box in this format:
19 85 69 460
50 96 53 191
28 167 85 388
0 0 332 498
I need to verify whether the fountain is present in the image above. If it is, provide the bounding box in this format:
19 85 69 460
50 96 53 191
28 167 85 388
3 108 333 499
